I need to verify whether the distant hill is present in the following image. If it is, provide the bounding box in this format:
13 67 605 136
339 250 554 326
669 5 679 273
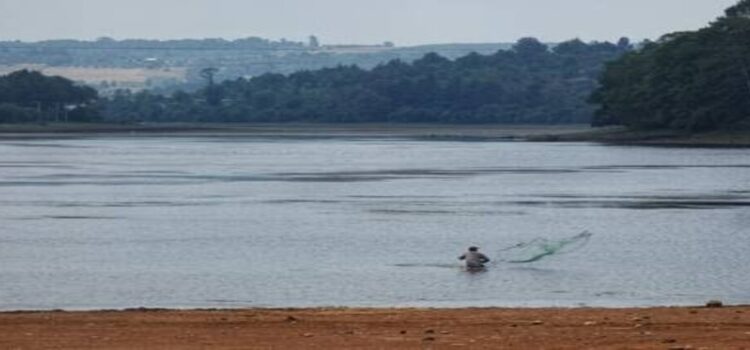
0 38 513 93
101 38 629 124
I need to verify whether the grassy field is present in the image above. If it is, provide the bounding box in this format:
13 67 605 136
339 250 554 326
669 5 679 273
0 64 187 89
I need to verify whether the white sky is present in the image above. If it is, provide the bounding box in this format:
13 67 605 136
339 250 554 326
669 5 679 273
0 0 739 45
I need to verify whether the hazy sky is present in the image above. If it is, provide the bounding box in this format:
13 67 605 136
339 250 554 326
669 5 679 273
0 0 739 45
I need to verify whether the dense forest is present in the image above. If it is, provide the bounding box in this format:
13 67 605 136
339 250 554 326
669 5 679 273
590 0 750 131
0 70 99 123
101 38 630 124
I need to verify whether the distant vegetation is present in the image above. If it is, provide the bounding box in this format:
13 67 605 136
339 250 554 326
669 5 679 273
0 37 306 75
0 70 98 123
0 37 511 92
5 2 750 131
101 38 629 124
590 0 750 131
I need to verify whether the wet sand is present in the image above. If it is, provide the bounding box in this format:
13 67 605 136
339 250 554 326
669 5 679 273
1 306 749 349
529 127 750 147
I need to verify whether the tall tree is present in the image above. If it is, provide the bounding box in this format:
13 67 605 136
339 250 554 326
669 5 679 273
200 67 223 106
0 70 98 122
591 0 750 131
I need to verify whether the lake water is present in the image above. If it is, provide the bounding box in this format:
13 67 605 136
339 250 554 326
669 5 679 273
1 136 749 310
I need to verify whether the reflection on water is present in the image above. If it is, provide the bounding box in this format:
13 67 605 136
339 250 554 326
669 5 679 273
0 137 749 310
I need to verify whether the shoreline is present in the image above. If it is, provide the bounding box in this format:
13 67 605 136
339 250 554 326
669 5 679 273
527 127 750 148
1 306 748 349
0 122 588 143
0 122 588 135
0 122 748 146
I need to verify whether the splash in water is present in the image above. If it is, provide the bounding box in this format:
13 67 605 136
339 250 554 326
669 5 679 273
494 231 593 264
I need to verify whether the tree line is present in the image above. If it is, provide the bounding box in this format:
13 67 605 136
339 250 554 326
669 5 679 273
101 37 630 124
0 70 99 123
590 0 750 131
4 2 750 131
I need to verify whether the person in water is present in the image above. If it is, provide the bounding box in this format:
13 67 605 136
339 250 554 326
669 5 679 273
458 246 490 269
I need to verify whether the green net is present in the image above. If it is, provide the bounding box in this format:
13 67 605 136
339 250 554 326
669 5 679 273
494 231 593 264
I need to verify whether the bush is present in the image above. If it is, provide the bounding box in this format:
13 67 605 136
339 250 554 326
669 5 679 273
0 103 40 123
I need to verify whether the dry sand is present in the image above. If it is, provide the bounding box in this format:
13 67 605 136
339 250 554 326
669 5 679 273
1 306 749 349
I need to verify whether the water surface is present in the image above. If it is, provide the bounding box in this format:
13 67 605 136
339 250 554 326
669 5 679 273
1 136 748 310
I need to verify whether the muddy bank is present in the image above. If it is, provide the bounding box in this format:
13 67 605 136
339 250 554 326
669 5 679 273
0 122 590 140
2 122 748 147
1 306 749 349
530 127 750 147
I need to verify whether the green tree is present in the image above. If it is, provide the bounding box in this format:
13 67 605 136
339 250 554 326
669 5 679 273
725 0 750 17
591 0 750 131
100 38 626 124
0 70 98 123
200 67 223 106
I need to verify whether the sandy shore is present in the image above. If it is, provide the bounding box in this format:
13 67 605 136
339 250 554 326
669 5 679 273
1 306 748 349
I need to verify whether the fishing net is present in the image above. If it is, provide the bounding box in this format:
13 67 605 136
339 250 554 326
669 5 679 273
494 231 593 264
